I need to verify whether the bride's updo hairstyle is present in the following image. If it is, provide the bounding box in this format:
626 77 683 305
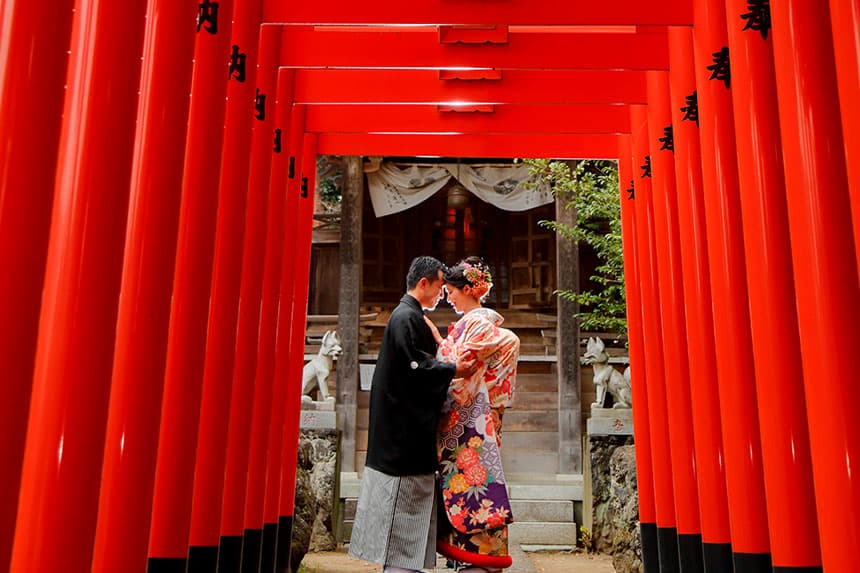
444 256 494 301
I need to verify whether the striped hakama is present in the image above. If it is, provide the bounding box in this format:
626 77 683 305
348 467 439 570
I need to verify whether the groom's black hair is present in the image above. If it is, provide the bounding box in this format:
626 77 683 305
406 256 447 290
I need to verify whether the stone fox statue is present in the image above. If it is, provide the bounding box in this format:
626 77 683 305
301 330 342 402
584 336 632 409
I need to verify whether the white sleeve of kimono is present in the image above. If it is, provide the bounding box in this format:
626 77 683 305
458 318 503 362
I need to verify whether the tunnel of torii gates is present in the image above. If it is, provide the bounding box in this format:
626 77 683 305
0 0 858 572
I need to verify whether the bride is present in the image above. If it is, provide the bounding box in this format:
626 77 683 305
425 257 521 573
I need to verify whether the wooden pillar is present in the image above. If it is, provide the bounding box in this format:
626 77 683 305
337 156 363 473
556 167 581 475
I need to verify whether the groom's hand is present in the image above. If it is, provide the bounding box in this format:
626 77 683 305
423 315 443 345
454 356 478 378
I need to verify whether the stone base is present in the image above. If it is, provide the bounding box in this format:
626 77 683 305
586 407 633 436
584 426 641 573
293 429 341 569
300 410 337 430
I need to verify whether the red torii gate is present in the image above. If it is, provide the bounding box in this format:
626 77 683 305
303 104 632 134
0 1 857 573
289 68 648 104
276 26 671 70
315 133 620 158
260 0 694 25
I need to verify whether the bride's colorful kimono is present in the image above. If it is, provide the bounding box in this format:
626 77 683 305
435 307 520 569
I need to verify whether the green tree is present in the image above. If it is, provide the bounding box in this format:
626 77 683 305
524 159 626 334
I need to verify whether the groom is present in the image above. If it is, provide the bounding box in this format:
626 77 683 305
349 256 477 573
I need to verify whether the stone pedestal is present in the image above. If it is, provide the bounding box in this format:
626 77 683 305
300 399 337 431
586 406 634 436
584 408 642 573
293 412 340 572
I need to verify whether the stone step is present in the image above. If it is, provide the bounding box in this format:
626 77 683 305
502 431 558 450
504 410 558 432
341 477 581 544
502 450 559 474
508 482 582 501
508 391 558 411
509 521 578 545
507 475 584 502
510 499 574 523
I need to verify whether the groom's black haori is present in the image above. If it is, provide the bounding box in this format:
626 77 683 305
365 294 455 475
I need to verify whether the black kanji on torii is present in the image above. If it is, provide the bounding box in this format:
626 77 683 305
659 125 674 152
707 46 731 89
640 156 652 179
197 0 219 34
626 180 635 200
740 0 771 40
273 128 282 153
680 90 699 126
228 45 247 82
301 176 309 198
255 88 266 121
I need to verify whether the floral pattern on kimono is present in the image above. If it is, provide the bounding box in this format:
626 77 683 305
436 308 520 558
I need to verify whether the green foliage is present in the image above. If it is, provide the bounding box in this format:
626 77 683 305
319 171 343 209
523 159 626 334
579 525 595 553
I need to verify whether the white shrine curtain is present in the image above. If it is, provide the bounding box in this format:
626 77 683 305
366 161 553 217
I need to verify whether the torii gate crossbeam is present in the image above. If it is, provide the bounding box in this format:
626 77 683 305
292 68 646 104
316 132 620 158
303 104 631 134
263 0 693 26
278 27 670 70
